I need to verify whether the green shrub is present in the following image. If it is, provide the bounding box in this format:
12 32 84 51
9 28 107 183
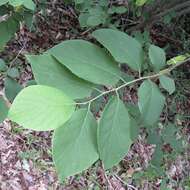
7 28 187 181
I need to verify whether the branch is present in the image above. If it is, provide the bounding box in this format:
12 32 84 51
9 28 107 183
76 58 190 106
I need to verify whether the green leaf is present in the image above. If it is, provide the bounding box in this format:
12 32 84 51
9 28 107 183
98 96 132 169
0 17 19 51
0 0 8 6
22 11 34 29
22 0 35 10
49 39 121 85
126 104 141 141
92 29 143 71
149 45 166 71
25 80 36 86
138 80 165 125
87 7 106 26
151 145 163 167
162 123 183 152
26 53 95 99
4 77 23 102
167 54 190 65
126 103 141 119
7 68 20 78
53 109 99 181
0 97 9 123
147 130 162 145
130 117 140 141
8 0 35 10
108 6 127 14
162 123 177 138
87 15 102 26
78 13 89 27
0 59 7 71
113 6 127 14
99 0 109 6
159 75 175 95
8 85 75 131
136 0 148 6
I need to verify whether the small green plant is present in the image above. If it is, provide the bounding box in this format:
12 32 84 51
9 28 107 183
0 0 37 118
0 0 35 51
66 0 128 27
65 0 177 37
0 58 23 102
7 28 188 181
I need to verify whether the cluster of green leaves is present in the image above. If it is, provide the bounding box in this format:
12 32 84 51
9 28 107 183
0 0 35 51
0 58 24 122
69 0 157 28
65 0 128 27
5 28 179 181
0 0 37 122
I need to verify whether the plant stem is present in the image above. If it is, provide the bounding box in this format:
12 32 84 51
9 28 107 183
76 59 189 106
